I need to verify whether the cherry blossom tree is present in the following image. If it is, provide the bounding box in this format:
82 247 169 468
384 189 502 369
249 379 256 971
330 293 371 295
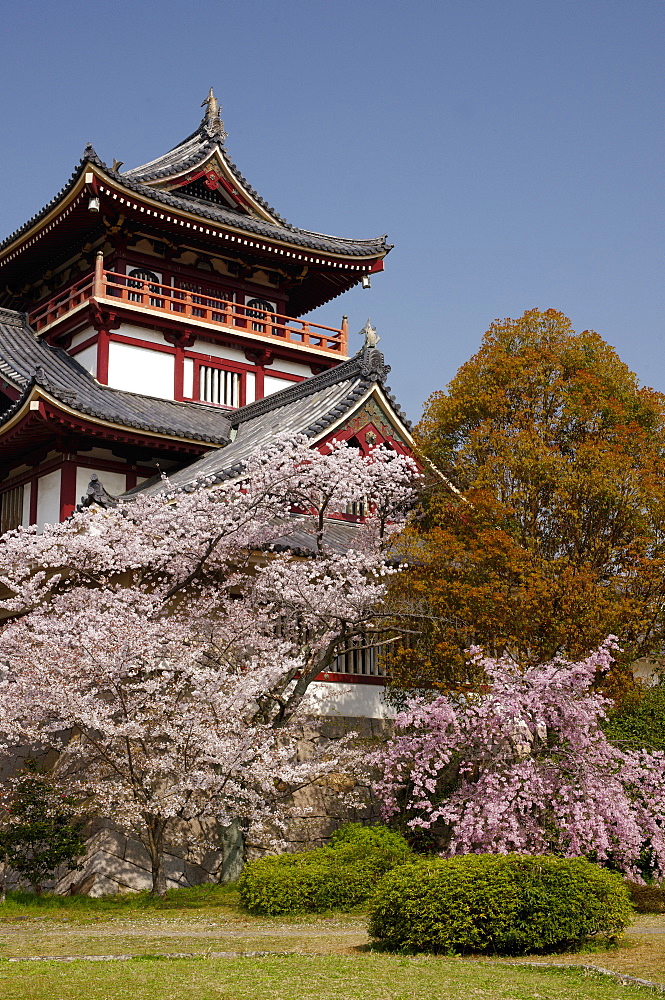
0 436 417 894
374 638 665 878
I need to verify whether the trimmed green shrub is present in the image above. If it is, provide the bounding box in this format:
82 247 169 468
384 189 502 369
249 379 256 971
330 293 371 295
238 826 412 915
329 823 411 853
626 880 665 913
368 854 633 955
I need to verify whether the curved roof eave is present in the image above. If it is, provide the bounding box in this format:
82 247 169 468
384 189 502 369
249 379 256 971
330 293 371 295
0 309 232 446
0 147 103 261
100 168 391 259
0 145 391 266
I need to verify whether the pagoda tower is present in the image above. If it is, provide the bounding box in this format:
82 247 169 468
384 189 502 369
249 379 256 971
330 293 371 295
0 93 410 534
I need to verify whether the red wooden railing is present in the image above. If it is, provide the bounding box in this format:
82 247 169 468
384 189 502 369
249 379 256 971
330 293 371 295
29 273 96 330
29 261 348 355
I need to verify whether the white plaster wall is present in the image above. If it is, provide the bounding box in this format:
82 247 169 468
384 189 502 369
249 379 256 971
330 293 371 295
21 482 31 526
183 358 194 398
245 371 256 404
114 324 167 346
264 375 294 397
107 342 174 400
193 341 246 364
69 327 96 349
73 344 97 377
76 468 128 506
303 681 396 720
270 359 311 377
36 470 61 529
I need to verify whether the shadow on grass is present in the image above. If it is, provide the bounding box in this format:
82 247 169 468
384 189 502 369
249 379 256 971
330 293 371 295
0 884 241 917
354 936 627 958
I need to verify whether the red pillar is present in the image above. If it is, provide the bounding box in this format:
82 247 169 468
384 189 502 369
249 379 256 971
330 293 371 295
97 329 109 384
174 345 184 400
254 364 264 399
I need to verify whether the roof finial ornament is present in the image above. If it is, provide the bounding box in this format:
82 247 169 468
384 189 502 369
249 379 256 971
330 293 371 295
201 87 228 143
358 318 380 349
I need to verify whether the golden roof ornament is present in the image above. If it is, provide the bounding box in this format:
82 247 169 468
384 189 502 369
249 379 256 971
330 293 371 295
201 87 228 143
358 318 380 349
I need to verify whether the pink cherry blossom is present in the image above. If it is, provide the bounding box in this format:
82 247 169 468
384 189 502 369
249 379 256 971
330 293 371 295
0 435 418 894
375 638 665 878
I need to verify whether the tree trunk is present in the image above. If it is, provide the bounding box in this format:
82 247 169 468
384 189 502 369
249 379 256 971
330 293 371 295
151 851 167 897
219 820 244 883
146 822 167 897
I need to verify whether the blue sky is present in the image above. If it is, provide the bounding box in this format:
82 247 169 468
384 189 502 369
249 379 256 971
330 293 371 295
0 1 662 421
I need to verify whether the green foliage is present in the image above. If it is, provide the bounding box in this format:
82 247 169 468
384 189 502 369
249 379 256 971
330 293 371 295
605 681 665 751
238 825 412 915
328 822 410 853
0 760 85 893
625 880 665 913
368 854 633 955
389 309 665 693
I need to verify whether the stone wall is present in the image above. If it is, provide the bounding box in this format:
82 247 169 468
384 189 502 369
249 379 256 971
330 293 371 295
49 715 392 895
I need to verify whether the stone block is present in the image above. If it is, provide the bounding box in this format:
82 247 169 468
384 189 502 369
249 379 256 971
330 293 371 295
183 860 210 886
80 873 123 898
84 828 127 860
200 849 225 877
162 854 187 881
122 837 152 871
110 867 153 892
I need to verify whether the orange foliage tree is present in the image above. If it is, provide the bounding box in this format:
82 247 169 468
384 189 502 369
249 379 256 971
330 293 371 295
390 309 665 693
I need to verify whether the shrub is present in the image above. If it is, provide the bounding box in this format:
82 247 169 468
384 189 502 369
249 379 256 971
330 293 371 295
328 823 410 854
238 825 412 915
626 880 665 913
368 854 633 955
0 760 85 894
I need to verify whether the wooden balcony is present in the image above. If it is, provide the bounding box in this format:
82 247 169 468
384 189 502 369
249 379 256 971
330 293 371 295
29 263 348 356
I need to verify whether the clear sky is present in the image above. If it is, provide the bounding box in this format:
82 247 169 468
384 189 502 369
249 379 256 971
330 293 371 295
0 0 662 422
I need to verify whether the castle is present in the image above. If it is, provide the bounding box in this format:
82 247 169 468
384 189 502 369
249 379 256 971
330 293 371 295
0 92 413 723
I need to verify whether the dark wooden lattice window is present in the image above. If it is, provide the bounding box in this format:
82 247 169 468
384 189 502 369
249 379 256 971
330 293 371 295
175 279 233 321
127 268 163 307
0 485 24 534
246 297 275 333
334 635 385 677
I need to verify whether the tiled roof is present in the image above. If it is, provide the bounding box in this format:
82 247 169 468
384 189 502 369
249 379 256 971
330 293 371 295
0 309 231 445
0 142 390 262
122 121 290 227
267 516 364 557
137 345 411 495
115 161 389 258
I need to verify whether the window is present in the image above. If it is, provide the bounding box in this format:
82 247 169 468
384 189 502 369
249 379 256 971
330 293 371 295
175 279 232 322
333 635 385 677
199 365 239 407
127 268 163 307
245 297 275 333
0 485 24 534
346 499 367 517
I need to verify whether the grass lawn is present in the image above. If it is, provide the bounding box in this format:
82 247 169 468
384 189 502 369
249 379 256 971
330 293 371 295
0 954 659 1000
0 887 662 1000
